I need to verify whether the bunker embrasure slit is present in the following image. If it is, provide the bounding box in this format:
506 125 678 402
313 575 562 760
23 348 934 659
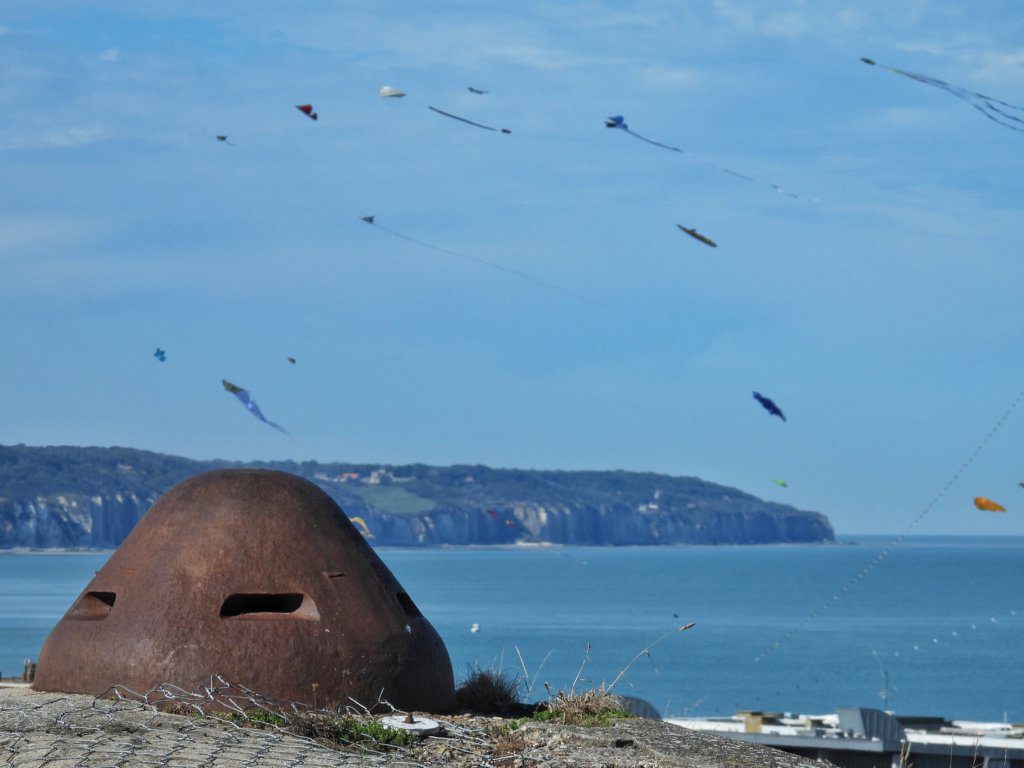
219 593 320 621
68 591 116 620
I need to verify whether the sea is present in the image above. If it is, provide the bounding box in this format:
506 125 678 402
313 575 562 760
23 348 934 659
1 535 1021 722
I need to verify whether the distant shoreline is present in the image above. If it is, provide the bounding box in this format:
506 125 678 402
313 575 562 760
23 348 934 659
0 547 114 555
2 535 1021 555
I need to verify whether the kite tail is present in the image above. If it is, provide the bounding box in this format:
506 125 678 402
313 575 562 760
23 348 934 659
981 98 1024 123
619 126 806 200
871 59 1024 134
428 106 502 132
624 127 684 153
970 100 1024 132
692 154 800 198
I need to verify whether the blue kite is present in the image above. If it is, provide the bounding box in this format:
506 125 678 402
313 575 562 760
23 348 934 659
222 379 288 434
753 391 786 421
153 348 166 362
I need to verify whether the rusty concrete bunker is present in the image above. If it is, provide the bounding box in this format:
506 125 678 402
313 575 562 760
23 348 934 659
34 469 456 712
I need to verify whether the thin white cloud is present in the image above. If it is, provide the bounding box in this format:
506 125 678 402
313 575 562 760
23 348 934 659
712 0 866 38
865 105 939 129
224 10 597 73
100 47 120 62
757 9 813 38
633 64 703 91
0 125 108 150
44 125 107 146
969 49 1024 83
0 215 102 257
472 40 591 71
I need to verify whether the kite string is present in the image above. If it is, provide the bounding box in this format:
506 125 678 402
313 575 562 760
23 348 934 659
678 384 1024 714
367 221 606 308
749 384 1024 664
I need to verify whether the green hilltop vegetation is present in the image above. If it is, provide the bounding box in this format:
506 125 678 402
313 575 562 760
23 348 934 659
0 443 834 548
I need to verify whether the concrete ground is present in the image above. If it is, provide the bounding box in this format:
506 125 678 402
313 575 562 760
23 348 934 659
0 687 828 768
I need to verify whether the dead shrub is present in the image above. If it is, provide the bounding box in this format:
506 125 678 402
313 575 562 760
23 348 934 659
455 665 521 715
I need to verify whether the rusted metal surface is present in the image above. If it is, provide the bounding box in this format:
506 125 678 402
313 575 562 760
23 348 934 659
34 469 455 712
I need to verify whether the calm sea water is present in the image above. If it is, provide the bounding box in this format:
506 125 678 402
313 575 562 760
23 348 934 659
1 536 1021 721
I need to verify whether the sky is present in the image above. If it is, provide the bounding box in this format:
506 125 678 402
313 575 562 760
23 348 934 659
1 1 1023 536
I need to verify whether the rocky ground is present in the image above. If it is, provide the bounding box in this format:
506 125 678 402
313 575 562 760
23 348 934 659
0 687 829 767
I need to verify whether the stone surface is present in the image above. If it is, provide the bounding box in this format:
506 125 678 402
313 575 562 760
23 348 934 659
0 687 831 767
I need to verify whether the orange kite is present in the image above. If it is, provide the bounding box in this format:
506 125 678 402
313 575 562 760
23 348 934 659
974 497 1007 512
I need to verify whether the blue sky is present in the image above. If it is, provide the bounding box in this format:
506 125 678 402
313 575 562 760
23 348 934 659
2 1 1023 535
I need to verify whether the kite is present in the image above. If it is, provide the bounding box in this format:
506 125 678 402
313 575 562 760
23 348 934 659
360 215 603 307
378 86 406 98
215 135 236 146
605 115 801 198
487 508 537 539
296 104 318 121
153 348 166 362
753 391 786 421
861 57 1024 133
677 225 718 248
487 507 587 564
1019 482 1024 490
773 479 788 488
429 106 510 134
349 516 373 537
287 356 296 364
222 379 288 434
467 87 489 95
974 497 1007 512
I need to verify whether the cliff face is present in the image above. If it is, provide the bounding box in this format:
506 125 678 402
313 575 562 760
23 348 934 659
0 444 834 548
356 503 832 546
0 493 155 549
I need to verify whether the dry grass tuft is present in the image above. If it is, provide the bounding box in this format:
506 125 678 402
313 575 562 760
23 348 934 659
455 665 521 715
488 726 529 762
535 685 632 727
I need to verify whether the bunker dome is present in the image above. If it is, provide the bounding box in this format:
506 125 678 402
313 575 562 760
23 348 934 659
34 469 455 712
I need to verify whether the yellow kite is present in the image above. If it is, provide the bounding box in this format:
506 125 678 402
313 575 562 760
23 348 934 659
349 516 373 537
